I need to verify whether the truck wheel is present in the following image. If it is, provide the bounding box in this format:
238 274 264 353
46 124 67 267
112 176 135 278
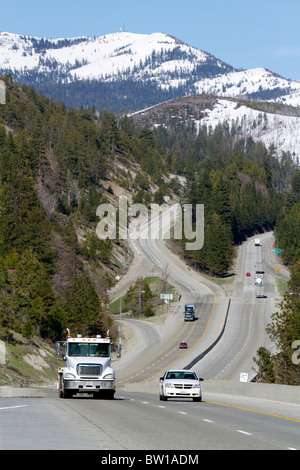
60 381 73 399
63 389 73 398
106 390 115 400
58 376 64 398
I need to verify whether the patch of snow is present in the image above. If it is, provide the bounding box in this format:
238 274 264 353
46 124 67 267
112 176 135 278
196 99 300 161
194 68 300 106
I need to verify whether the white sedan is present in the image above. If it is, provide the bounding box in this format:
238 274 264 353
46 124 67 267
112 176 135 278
159 369 203 402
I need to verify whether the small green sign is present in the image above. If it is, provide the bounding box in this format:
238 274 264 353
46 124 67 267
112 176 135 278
275 249 282 253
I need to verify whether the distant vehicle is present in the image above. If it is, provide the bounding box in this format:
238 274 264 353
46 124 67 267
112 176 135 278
246 272 251 276
159 369 203 402
179 342 188 349
184 303 195 321
254 238 261 246
255 262 265 274
255 277 264 298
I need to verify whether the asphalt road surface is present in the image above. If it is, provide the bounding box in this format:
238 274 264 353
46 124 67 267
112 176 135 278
1 207 298 450
1 388 299 450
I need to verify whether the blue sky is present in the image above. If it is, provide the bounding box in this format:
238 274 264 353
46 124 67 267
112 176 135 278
1 0 300 80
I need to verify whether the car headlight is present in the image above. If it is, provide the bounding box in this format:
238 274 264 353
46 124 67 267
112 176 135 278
165 383 174 388
192 383 201 389
65 372 76 378
103 373 114 379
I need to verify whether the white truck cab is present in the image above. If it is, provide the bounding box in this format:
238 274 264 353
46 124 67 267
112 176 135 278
57 329 115 399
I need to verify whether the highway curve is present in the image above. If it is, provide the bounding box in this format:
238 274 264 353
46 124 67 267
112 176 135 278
113 207 279 387
1 208 299 450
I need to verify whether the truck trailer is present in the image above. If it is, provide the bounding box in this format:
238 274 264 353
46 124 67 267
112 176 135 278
255 277 264 298
57 329 115 399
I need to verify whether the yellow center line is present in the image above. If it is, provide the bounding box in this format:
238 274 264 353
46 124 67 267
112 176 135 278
140 231 218 382
205 400 300 423
140 391 300 423
135 227 299 425
141 297 216 382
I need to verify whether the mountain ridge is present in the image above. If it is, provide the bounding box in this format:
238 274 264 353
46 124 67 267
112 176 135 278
0 31 233 87
2 30 300 113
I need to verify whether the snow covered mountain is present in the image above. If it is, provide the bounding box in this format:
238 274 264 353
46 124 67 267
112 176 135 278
1 30 300 113
0 31 232 82
193 68 300 108
0 31 234 111
129 94 300 163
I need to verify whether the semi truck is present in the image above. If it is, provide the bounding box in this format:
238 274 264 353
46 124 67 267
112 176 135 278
255 262 264 274
57 328 115 399
255 277 264 298
184 303 195 321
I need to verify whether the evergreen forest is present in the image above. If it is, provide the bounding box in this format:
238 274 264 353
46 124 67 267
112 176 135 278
0 74 299 384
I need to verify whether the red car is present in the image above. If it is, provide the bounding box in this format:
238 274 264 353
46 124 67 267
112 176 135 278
179 342 188 349
246 272 251 276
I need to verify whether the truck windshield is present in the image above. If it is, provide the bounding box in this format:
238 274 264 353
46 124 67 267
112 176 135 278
68 343 110 357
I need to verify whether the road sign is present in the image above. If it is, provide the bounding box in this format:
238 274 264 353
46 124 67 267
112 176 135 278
240 373 248 382
160 293 173 300
275 249 282 253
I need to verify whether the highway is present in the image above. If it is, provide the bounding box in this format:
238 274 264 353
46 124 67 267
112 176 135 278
114 204 228 385
115 209 282 385
1 389 299 450
1 207 299 450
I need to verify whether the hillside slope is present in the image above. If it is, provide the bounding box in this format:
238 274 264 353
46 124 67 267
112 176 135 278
129 94 300 163
0 77 177 344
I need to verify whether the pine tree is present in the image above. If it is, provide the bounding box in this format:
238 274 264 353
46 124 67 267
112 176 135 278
0 132 54 268
11 249 57 336
266 294 300 384
211 172 231 226
196 213 233 276
253 347 275 383
64 275 102 336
